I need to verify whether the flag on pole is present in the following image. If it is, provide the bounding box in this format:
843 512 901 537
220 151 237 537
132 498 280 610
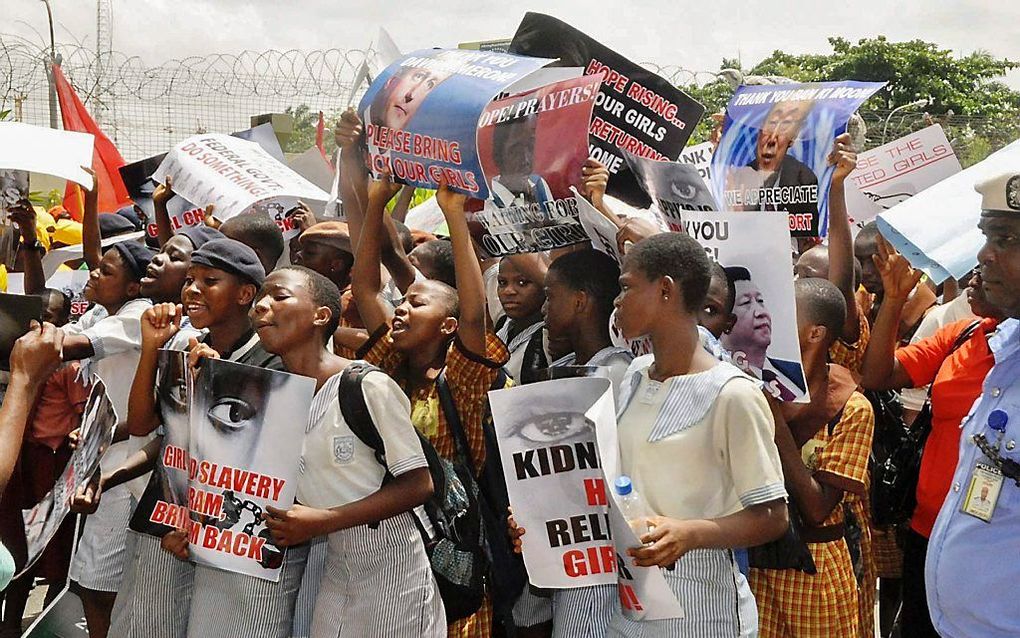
315 111 334 172
52 63 131 220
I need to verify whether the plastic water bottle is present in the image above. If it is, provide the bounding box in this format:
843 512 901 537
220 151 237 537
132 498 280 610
615 475 651 538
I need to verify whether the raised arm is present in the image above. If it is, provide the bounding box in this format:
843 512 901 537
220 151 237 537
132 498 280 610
0 323 64 493
126 303 182 436
335 109 369 250
350 176 401 334
826 133 860 343
437 183 487 354
81 168 103 271
860 235 921 390
390 184 415 223
152 177 175 247
10 203 46 294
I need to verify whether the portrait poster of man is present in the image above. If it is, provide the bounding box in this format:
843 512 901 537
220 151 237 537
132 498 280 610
19 379 117 578
683 210 809 403
357 47 552 199
509 12 705 208
470 74 602 257
623 150 718 232
139 355 314 581
489 376 618 588
711 81 884 236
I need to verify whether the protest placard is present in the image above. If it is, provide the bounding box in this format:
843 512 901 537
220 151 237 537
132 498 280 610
679 141 715 190
623 151 717 231
577 192 624 265
23 585 90 638
489 376 617 589
134 354 314 581
590 376 685 621
129 350 190 538
845 124 962 229
509 13 704 207
0 292 43 370
358 48 551 199
119 152 204 240
683 210 808 402
0 169 29 227
18 379 117 578
45 271 91 323
877 138 1020 283
0 122 94 190
468 74 602 256
711 81 884 236
152 134 330 239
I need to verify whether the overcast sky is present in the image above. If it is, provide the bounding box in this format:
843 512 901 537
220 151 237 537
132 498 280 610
7 0 1019 88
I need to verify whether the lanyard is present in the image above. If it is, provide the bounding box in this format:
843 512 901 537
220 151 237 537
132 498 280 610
973 409 1020 487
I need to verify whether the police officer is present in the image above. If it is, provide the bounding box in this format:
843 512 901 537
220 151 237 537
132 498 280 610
926 171 1020 638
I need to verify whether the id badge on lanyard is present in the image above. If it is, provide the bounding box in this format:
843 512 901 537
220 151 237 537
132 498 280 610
963 409 1011 522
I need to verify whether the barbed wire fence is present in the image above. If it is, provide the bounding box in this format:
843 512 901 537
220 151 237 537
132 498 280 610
0 33 373 161
1 36 1015 165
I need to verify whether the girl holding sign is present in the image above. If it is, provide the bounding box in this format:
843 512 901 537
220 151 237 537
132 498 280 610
609 232 789 637
253 265 445 638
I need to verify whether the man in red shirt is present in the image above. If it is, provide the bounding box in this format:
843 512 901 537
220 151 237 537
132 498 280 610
861 239 1004 638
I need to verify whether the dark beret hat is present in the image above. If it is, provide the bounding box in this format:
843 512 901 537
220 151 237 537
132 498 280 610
111 241 156 281
179 225 225 250
98 212 137 238
189 238 266 287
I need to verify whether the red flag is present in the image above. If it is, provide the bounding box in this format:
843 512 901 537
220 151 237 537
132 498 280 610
315 111 334 172
52 63 131 220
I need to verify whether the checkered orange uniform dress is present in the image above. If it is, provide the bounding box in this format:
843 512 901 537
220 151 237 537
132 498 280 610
358 326 510 638
827 307 878 636
750 391 875 638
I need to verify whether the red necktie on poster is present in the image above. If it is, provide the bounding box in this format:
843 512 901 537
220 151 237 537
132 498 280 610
52 63 131 220
315 111 334 173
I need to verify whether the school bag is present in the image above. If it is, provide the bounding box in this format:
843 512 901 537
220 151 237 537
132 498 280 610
435 368 529 629
337 362 486 622
870 319 982 526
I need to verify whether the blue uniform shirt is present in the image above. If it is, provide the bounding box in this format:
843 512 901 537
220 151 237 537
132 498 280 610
926 318 1020 638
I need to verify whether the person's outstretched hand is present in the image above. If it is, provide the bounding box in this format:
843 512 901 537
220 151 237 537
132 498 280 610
874 234 922 302
11 321 64 383
828 133 857 184
334 109 364 149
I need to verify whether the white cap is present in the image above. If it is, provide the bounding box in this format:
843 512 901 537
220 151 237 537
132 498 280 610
975 171 1020 215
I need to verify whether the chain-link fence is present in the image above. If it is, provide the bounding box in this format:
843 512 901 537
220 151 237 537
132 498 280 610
0 34 372 161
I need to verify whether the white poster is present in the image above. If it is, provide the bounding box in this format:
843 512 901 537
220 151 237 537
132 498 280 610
0 122 94 189
591 377 685 622
46 270 91 323
877 138 1020 284
152 134 330 237
623 150 718 232
846 125 961 229
576 191 624 265
18 379 116 579
678 141 715 191
489 377 617 589
684 210 808 403
145 356 314 581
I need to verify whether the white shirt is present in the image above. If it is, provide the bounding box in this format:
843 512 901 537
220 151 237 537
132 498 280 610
297 368 428 509
64 297 155 497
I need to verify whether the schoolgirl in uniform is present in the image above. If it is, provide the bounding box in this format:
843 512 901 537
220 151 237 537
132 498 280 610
494 253 550 384
608 232 790 637
254 265 445 638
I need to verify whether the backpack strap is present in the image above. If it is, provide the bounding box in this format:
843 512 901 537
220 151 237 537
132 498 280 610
337 362 391 532
435 367 510 478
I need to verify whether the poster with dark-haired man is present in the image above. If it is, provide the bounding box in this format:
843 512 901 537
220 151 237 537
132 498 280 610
470 73 602 257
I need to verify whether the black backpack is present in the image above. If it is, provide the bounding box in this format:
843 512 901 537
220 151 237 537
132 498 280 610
870 320 982 526
435 368 529 633
337 362 486 622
